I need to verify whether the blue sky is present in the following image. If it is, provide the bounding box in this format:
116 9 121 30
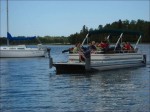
0 0 149 37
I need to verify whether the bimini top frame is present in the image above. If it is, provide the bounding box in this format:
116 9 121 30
81 29 143 51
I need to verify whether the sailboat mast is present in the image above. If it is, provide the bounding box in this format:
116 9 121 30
7 0 9 45
0 0 1 38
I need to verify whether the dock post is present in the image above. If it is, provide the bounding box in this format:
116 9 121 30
47 48 53 68
85 52 91 71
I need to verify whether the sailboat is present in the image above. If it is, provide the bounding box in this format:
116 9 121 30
0 0 48 58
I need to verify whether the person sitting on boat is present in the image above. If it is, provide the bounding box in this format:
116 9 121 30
62 43 81 53
127 42 134 52
98 40 109 49
122 42 134 52
95 42 102 51
62 43 77 53
98 40 109 52
73 43 82 53
89 41 97 53
62 47 74 53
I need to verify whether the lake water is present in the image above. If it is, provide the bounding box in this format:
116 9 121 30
0 44 150 112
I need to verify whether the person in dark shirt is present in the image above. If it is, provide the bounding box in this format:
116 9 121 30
78 41 96 62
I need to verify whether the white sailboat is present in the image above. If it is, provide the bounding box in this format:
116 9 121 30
0 0 48 58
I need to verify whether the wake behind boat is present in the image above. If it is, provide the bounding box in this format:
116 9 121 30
52 29 146 74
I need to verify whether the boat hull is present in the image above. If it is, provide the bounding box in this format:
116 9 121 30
91 61 145 71
53 63 86 74
0 45 46 58
53 53 146 74
0 50 45 58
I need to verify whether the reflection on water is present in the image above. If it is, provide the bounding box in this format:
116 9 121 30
0 44 150 112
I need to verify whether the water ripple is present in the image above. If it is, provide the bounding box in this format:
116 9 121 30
0 44 150 112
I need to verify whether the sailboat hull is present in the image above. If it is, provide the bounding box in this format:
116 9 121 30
0 45 46 58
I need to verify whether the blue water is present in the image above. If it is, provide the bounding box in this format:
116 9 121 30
0 44 150 112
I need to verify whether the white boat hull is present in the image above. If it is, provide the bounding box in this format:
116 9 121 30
0 45 47 58
0 50 45 58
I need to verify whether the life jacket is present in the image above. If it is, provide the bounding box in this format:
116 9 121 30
98 42 109 49
124 44 131 50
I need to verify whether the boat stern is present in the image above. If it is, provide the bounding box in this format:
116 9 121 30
53 63 86 74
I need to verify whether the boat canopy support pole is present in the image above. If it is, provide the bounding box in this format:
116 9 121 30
134 35 142 50
7 0 9 45
82 33 89 46
106 35 110 43
114 33 123 51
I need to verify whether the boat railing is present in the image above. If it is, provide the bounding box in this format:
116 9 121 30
69 48 137 55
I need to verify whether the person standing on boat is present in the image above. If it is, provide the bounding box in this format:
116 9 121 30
79 41 97 62
77 43 87 62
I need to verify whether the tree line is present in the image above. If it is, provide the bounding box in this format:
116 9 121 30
68 19 150 44
0 19 149 45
